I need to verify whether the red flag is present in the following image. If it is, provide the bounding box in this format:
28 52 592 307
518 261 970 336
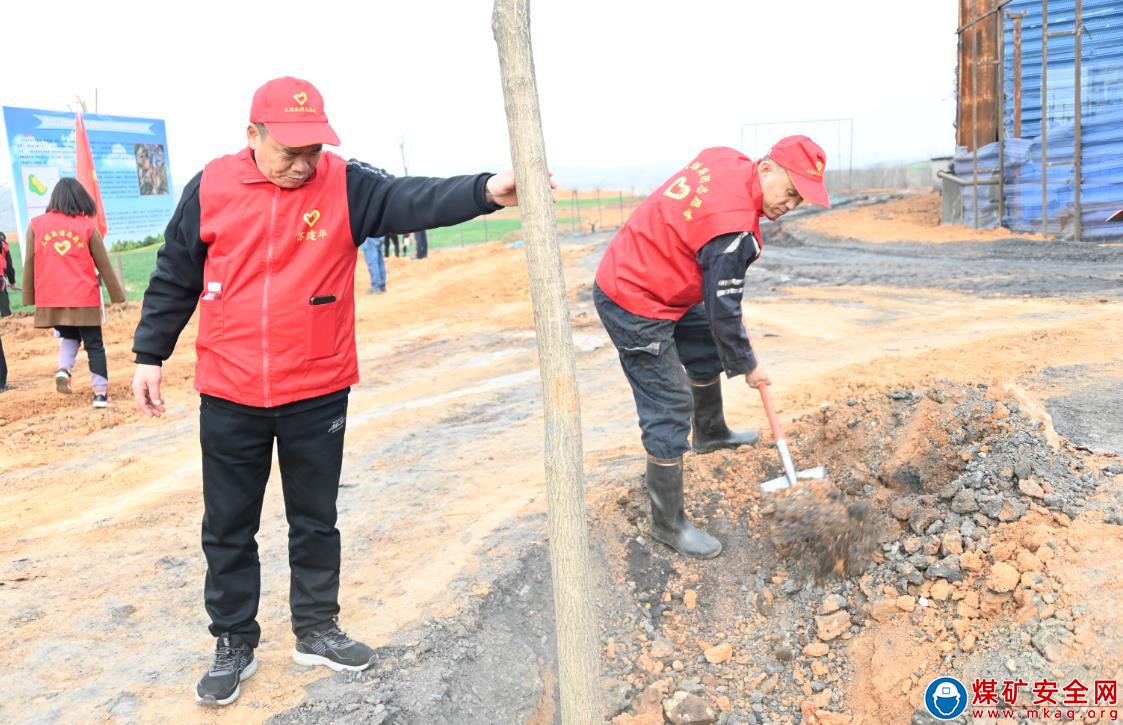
74 112 108 237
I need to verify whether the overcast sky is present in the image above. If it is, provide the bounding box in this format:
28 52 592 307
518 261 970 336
0 0 958 192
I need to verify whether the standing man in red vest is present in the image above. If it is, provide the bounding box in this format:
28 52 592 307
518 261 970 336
131 77 523 706
594 136 830 559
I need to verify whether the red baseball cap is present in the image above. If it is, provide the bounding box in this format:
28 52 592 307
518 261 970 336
1107 209 1123 222
250 76 340 148
768 135 830 208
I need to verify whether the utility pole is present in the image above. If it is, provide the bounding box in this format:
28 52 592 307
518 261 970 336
398 136 409 176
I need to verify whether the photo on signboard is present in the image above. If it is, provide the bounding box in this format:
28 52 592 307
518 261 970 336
134 143 169 196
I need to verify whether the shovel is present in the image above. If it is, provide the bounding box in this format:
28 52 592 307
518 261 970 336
757 382 825 493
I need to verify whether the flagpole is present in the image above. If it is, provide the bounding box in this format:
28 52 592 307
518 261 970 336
75 111 110 321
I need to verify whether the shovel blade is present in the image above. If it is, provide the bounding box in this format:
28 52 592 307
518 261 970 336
759 465 826 493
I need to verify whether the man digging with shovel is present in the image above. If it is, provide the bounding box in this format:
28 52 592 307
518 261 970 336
594 136 831 559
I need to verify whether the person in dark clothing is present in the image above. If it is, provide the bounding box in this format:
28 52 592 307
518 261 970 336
383 233 400 258
0 232 14 313
412 229 429 259
0 231 18 391
594 136 831 560
130 76 526 707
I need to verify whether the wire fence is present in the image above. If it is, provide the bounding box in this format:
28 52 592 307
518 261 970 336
428 188 646 248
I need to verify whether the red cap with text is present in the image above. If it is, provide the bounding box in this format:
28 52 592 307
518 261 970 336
768 135 830 208
250 76 340 148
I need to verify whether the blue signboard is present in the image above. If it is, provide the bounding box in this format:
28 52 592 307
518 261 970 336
3 106 175 251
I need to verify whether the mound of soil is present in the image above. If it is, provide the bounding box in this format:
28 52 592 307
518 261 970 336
596 381 1107 724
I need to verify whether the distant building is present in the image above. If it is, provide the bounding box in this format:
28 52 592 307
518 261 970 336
949 0 1123 240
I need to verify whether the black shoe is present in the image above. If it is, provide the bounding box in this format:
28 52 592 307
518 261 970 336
646 457 722 559
93 393 109 408
293 618 375 672
690 378 759 453
195 634 256 706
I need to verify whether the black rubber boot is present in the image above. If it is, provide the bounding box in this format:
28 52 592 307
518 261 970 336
690 378 759 453
645 457 722 559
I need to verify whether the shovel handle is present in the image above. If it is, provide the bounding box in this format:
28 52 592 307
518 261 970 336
756 382 785 445
758 382 799 487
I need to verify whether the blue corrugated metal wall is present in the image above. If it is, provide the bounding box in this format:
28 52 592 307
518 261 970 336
998 0 1123 239
957 0 1123 239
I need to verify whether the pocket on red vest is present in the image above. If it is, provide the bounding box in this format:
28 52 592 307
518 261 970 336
198 293 224 354
307 296 340 360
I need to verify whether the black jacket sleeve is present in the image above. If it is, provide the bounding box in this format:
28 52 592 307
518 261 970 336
346 160 501 245
697 231 761 377
132 172 206 365
3 249 13 285
132 162 503 364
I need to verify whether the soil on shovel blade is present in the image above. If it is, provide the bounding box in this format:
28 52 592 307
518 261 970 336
764 478 876 579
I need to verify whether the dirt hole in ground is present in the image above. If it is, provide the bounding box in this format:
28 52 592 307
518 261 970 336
756 382 1021 579
597 379 1106 724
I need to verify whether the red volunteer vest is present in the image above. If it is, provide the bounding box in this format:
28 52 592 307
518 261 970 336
596 147 763 319
30 211 100 307
196 148 357 407
0 240 8 277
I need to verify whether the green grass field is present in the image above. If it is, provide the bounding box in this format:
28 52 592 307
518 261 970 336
114 243 163 300
430 192 643 248
428 213 588 248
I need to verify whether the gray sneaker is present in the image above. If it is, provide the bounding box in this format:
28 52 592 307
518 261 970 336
195 634 256 706
292 618 375 672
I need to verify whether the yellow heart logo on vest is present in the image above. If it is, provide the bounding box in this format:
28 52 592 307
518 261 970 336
53 239 72 256
293 92 308 106
303 210 321 229
663 176 691 201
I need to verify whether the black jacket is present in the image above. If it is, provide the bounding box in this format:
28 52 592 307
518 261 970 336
133 159 498 367
2 246 13 287
697 230 761 377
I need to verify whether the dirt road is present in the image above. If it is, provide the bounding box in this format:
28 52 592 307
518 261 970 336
1 192 1120 724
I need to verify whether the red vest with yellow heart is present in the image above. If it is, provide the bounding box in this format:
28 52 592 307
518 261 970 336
196 148 357 407
595 147 763 320
31 211 99 308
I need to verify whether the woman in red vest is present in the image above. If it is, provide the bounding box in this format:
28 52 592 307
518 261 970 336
0 231 17 391
21 178 126 407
